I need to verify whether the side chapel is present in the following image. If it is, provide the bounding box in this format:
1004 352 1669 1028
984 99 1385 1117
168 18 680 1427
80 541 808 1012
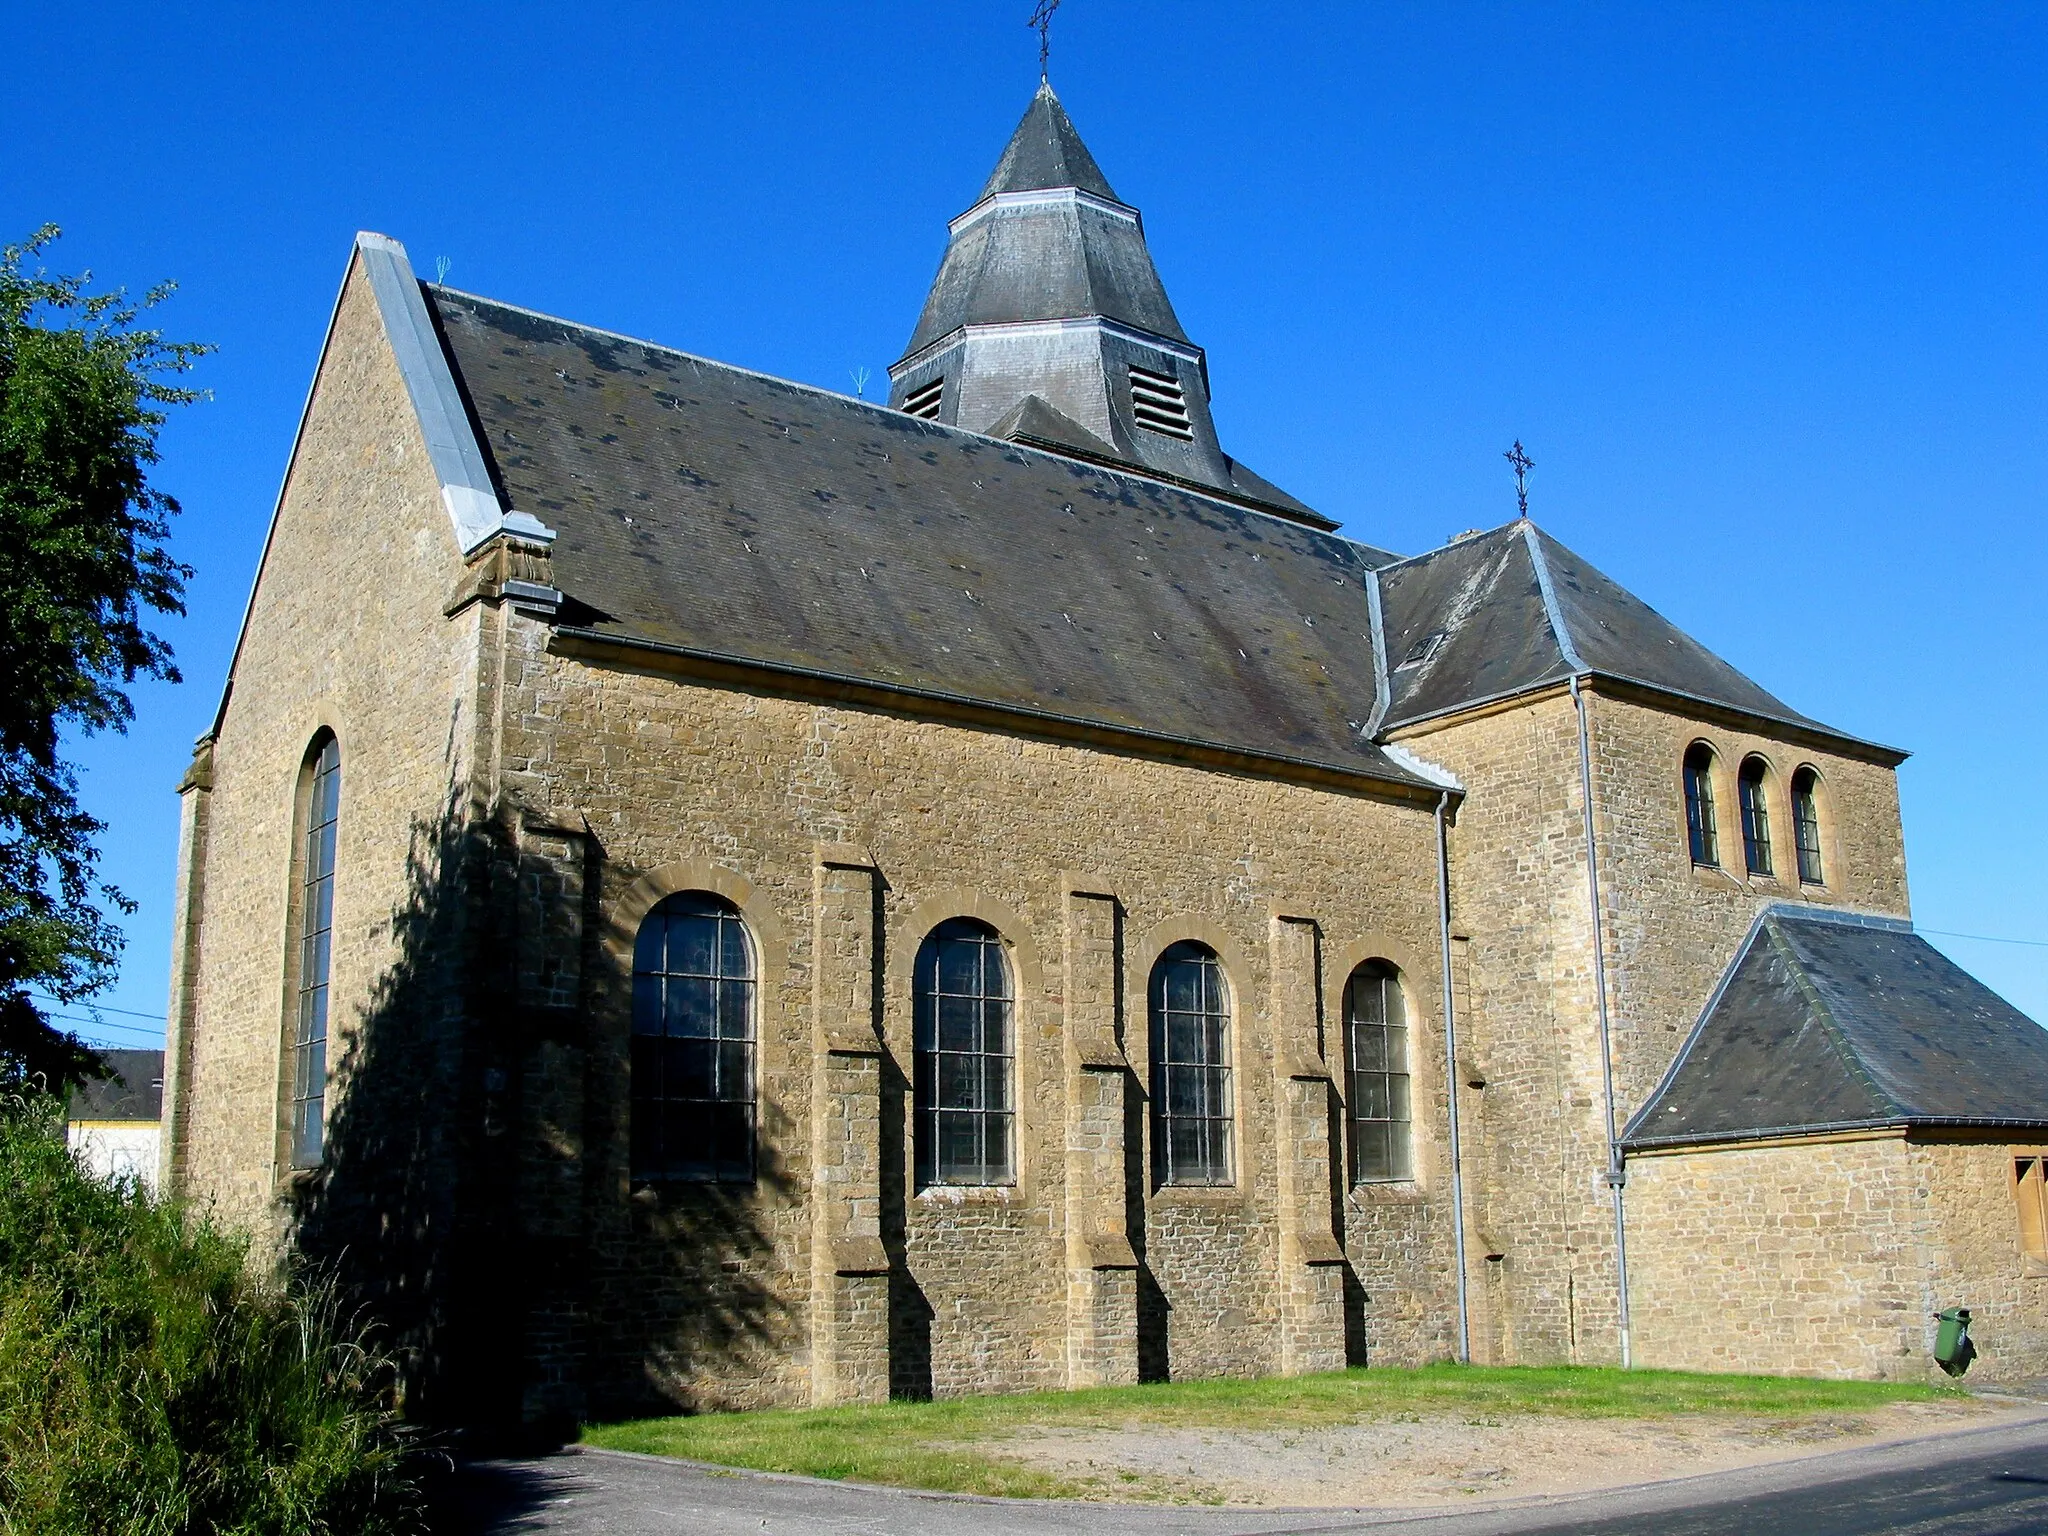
162 84 2048 1427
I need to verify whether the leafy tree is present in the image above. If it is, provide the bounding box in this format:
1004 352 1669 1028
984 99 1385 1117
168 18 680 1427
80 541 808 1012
0 226 205 1093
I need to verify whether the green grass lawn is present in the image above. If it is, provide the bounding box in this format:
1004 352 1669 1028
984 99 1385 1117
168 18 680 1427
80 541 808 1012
582 1364 1961 1501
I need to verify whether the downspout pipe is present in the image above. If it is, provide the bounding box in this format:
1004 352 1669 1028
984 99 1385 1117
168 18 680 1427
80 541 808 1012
1569 674 1632 1369
1435 788 1472 1365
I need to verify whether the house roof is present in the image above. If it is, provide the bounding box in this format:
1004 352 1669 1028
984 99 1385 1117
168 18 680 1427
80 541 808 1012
1621 906 2048 1150
67 1049 164 1124
428 286 1427 791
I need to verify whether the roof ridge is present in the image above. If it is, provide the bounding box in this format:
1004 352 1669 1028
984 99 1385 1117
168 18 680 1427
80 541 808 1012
430 286 1351 542
1519 519 1588 675
1369 521 1521 574
1760 912 1906 1120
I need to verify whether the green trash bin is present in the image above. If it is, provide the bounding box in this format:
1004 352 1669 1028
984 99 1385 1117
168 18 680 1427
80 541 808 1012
1934 1307 1974 1377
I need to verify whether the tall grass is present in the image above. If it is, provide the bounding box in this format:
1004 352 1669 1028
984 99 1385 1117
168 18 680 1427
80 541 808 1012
0 1098 428 1535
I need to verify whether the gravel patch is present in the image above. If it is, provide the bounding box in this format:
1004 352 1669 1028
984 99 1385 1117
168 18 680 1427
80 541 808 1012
967 1396 2021 1507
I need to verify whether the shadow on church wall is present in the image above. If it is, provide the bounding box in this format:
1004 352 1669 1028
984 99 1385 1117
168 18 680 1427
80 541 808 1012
286 788 793 1435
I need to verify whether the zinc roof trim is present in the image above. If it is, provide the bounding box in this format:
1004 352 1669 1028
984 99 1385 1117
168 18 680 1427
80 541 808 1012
1519 518 1590 675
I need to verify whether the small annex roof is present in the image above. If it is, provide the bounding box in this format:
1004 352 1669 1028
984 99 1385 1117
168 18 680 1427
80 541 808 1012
67 1049 165 1124
1372 520 1903 760
1622 906 2048 1150
426 286 1427 792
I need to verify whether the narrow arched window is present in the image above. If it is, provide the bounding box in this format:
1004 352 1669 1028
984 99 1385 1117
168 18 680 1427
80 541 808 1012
1683 743 1719 867
1739 757 1774 877
1150 941 1233 1187
290 733 341 1168
1792 766 1825 885
631 892 755 1183
913 918 1014 1187
1346 962 1412 1184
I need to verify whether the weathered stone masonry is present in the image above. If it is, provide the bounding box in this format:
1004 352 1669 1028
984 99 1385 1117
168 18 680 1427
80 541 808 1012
164 82 2048 1420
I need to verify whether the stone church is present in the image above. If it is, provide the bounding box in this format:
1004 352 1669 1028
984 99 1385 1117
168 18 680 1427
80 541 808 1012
162 84 2048 1428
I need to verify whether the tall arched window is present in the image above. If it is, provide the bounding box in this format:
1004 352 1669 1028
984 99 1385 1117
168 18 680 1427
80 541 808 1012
1150 941 1233 1187
913 917 1014 1187
1345 961 1412 1184
1739 757 1774 877
290 733 341 1169
631 892 755 1183
1683 743 1719 867
1792 766 1825 885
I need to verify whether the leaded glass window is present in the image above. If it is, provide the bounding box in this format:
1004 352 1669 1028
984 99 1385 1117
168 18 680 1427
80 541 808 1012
631 892 756 1183
1793 767 1825 885
1684 743 1719 867
1346 962 1412 1183
913 918 1014 1187
290 734 340 1169
1150 941 1233 1187
1739 757 1773 877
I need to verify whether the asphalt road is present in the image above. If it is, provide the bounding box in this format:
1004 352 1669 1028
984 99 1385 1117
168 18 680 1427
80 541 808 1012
431 1412 2048 1535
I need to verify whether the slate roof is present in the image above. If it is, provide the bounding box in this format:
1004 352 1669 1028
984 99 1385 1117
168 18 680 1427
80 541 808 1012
67 1049 164 1123
429 287 1424 789
977 81 1120 203
423 273 1900 780
902 89 1189 358
889 84 1334 530
1622 907 2048 1149
1372 521 1895 757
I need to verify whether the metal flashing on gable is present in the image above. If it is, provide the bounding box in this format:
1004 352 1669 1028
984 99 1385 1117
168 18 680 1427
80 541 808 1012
1520 519 1589 675
355 232 556 555
1363 564 1392 738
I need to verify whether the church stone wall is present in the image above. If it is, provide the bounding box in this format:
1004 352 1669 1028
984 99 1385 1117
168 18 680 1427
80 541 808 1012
1392 685 1910 1374
1584 689 1911 1120
1392 694 1623 1369
169 256 484 1245
1915 1139 2048 1385
493 625 1460 1412
1626 1135 1928 1379
1628 1134 2048 1385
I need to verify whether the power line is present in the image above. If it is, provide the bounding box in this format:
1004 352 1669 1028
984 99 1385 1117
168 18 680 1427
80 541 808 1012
42 1013 164 1039
1920 927 2048 951
28 994 166 1021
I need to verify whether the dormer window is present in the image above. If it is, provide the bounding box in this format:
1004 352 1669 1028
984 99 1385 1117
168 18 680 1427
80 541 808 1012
1396 631 1445 671
902 377 944 420
1128 364 1194 440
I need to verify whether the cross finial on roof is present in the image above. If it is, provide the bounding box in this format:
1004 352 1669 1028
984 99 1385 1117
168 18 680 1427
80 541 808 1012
1505 440 1534 518
1029 0 1061 80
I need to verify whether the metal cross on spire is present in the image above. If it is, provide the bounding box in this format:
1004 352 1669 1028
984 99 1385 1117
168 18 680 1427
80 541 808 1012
1505 440 1535 518
1029 0 1062 80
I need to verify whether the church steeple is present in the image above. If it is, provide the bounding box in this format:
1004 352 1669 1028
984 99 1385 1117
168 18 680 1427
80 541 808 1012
888 84 1332 529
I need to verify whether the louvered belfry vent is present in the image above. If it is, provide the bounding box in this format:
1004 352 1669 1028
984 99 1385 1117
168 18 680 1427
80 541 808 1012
902 377 944 420
1128 365 1194 440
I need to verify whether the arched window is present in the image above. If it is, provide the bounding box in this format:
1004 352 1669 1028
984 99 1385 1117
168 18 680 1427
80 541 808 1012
912 917 1014 1187
1739 757 1774 877
1150 941 1233 1187
290 733 340 1168
1683 743 1719 867
1792 766 1825 885
631 892 755 1183
1345 961 1412 1184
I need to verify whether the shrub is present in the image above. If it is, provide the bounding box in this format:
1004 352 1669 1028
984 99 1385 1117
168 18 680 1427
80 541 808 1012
0 1097 428 1534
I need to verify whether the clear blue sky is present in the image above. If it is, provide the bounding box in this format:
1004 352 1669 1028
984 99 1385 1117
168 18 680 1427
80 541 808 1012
6 2 2044 1049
